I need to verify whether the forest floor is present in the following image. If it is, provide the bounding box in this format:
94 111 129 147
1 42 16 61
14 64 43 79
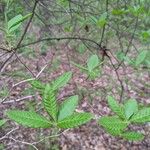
0 32 150 150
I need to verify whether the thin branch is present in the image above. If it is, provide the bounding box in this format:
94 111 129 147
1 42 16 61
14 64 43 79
105 52 124 102
15 0 38 49
18 36 101 49
2 95 35 104
0 52 15 72
0 127 18 141
14 53 35 77
9 137 38 150
1 63 48 104
116 16 139 69
32 129 69 145
99 0 109 47
36 64 48 78
0 0 38 72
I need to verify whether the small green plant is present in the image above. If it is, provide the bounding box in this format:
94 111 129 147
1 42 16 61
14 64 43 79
1 0 31 47
72 54 102 79
117 50 149 67
6 72 93 129
6 13 31 36
98 96 150 141
90 12 107 28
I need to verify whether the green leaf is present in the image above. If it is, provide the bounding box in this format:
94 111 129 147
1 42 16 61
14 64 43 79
121 131 144 141
112 9 126 15
8 14 23 33
130 107 150 123
96 18 107 28
88 69 100 79
58 0 69 7
71 61 88 71
0 119 6 127
6 110 52 128
30 80 45 91
58 95 79 121
124 99 138 120
51 72 72 90
57 113 93 129
96 13 107 28
43 84 58 121
135 50 148 66
8 13 32 33
87 54 99 72
107 96 125 119
78 44 86 54
98 116 128 136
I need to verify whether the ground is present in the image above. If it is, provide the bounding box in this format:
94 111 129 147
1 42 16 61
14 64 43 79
0 38 150 149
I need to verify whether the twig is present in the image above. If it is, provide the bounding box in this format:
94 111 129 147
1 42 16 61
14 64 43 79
2 95 35 104
1 62 49 104
14 53 35 77
116 16 139 69
0 0 38 72
32 129 69 145
0 52 15 72
12 63 48 88
8 137 38 150
108 56 124 102
99 0 109 47
0 127 18 141
15 0 38 49
36 64 48 78
18 36 101 49
12 78 35 88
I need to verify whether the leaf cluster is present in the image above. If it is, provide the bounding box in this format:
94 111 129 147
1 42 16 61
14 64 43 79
6 72 93 129
71 54 102 79
98 96 150 141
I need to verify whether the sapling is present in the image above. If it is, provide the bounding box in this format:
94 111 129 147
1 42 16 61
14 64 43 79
98 96 150 141
6 72 93 129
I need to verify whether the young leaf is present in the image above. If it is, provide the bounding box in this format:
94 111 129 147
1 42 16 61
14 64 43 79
71 61 88 71
57 113 93 129
8 14 23 33
0 119 6 127
96 13 107 28
87 54 99 72
6 110 52 128
10 13 32 30
112 9 126 15
124 99 138 120
58 95 79 121
51 72 72 90
135 50 148 66
130 107 150 123
98 116 128 136
96 18 107 28
8 13 32 33
30 80 45 91
107 96 125 119
43 84 58 121
121 131 144 141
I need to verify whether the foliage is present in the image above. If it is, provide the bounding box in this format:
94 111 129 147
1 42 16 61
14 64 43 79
117 50 149 68
72 54 101 79
6 72 93 129
0 0 149 147
7 110 52 128
58 95 78 121
120 131 144 141
98 96 150 141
